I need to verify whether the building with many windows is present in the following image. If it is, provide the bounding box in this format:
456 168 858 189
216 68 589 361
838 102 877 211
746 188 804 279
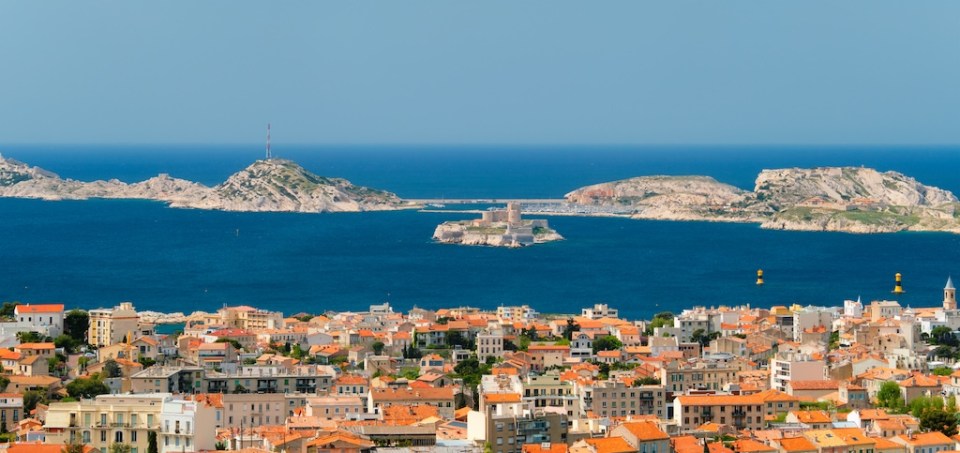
88 302 140 347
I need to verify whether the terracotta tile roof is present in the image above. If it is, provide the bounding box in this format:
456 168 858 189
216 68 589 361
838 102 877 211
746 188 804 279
894 431 953 446
734 439 777 453
484 393 522 404
523 443 569 453
14 304 64 314
15 343 55 350
790 410 832 424
778 436 817 452
788 380 840 390
620 421 669 441
370 387 454 402
899 374 940 388
585 437 636 453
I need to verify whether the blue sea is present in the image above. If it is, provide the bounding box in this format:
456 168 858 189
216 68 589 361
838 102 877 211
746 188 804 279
1 145 959 320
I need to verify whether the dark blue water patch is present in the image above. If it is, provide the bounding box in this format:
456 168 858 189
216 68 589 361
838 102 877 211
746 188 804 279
0 197 957 320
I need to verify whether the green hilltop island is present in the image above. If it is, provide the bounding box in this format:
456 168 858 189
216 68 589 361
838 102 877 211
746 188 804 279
433 202 563 247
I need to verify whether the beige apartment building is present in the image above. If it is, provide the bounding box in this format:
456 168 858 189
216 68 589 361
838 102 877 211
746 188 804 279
585 380 666 419
674 389 799 432
218 305 283 331
88 302 140 347
660 360 740 393
0 393 23 432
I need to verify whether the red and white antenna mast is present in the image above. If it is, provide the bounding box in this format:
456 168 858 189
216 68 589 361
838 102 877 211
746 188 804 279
266 123 272 159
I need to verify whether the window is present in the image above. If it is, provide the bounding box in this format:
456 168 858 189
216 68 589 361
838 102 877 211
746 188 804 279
132 430 137 442
101 431 107 442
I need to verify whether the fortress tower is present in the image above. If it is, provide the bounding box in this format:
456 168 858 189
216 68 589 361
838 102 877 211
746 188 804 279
945 277 956 311
506 202 522 226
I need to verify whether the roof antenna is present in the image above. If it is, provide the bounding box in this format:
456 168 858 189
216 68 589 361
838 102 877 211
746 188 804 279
266 123 272 160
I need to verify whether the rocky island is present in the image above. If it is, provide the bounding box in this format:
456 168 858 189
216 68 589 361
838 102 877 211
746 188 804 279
433 202 563 247
0 154 417 213
565 167 960 234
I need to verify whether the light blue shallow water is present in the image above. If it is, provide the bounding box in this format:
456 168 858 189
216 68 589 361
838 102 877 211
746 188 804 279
0 145 958 319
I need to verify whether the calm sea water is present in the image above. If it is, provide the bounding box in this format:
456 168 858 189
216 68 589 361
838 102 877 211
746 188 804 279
1 145 959 319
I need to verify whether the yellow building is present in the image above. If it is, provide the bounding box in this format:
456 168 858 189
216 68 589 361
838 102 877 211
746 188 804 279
44 393 167 451
88 302 140 347
43 393 219 452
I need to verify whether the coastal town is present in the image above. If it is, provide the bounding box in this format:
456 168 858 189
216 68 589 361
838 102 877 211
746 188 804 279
0 280 957 453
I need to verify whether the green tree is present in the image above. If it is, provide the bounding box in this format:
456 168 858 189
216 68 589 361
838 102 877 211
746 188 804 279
932 366 954 376
64 309 90 344
148 431 160 453
372 341 385 355
138 357 157 368
23 390 44 412
401 367 421 380
16 331 44 344
214 440 226 450
109 443 133 453
61 440 87 453
291 344 305 360
562 318 580 341
645 311 674 335
930 326 958 346
0 302 19 320
103 359 122 378
593 335 623 353
215 338 243 351
876 381 904 410
829 331 840 349
0 375 9 392
66 376 110 399
919 407 958 436
634 377 661 386
54 334 79 354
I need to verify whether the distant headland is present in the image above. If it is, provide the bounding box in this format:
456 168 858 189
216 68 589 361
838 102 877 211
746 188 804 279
0 154 418 213
563 167 960 234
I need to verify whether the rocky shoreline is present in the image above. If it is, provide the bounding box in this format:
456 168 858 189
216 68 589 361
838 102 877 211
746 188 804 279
0 155 418 213
563 167 960 234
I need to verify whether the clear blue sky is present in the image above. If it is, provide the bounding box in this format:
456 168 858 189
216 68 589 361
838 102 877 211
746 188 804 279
1 1 958 145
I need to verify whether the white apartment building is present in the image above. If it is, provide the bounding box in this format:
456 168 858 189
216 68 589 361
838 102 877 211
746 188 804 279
477 330 505 362
14 303 65 337
770 352 826 392
159 398 219 452
582 303 618 320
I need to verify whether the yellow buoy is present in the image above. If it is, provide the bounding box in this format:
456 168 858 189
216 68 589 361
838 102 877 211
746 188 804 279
756 269 764 286
892 272 905 294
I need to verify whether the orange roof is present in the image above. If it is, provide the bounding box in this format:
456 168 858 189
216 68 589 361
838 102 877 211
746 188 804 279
788 380 840 390
523 443 568 453
485 393 522 404
873 437 904 450
778 437 817 452
734 439 777 453
585 437 636 453
370 387 453 401
790 410 832 424
894 431 953 446
677 389 797 406
15 304 64 314
620 421 669 441
7 444 94 453
15 343 55 350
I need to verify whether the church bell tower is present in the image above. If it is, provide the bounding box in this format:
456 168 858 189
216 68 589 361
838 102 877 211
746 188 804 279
944 277 956 311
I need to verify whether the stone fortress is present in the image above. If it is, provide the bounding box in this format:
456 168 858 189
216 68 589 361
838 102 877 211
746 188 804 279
433 201 561 247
